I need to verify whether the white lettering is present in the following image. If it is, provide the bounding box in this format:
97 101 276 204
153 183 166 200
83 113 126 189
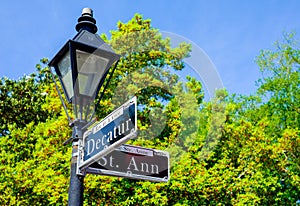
141 163 149 173
86 139 95 156
127 157 139 171
126 119 131 131
109 156 115 167
102 134 107 146
98 156 107 166
151 164 159 174
107 131 113 142
114 125 118 139
117 123 123 136
95 138 101 150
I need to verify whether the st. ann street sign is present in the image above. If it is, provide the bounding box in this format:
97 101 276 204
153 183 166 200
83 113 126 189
79 97 137 170
86 144 170 182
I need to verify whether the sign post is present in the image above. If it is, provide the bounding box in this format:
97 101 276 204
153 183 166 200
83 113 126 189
86 144 170 182
79 97 137 170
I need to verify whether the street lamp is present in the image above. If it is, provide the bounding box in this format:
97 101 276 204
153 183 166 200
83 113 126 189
49 8 120 125
49 8 120 206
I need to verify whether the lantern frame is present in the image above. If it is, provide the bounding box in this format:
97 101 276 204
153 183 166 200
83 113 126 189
49 30 120 105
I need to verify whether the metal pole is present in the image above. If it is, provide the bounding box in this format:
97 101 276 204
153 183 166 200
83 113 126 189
68 139 84 206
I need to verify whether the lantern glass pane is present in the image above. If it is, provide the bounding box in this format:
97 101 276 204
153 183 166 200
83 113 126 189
57 51 73 99
76 50 110 97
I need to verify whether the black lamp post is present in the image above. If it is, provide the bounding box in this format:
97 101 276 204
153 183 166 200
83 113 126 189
49 8 120 206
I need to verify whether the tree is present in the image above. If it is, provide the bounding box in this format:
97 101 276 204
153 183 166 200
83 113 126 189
256 32 300 134
0 60 51 136
1 13 299 205
205 33 300 205
0 14 204 205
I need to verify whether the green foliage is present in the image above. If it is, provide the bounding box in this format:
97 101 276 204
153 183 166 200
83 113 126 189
0 60 54 136
99 14 191 110
255 32 300 134
0 13 299 206
0 116 71 205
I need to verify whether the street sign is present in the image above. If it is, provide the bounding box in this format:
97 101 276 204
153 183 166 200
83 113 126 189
79 97 137 170
86 144 170 182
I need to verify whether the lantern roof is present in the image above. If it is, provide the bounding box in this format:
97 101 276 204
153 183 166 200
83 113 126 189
72 29 116 55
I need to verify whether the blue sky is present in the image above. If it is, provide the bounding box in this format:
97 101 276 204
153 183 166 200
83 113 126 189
0 0 300 96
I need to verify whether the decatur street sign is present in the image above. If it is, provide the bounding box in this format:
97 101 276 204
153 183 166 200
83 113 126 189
86 144 170 182
79 97 137 170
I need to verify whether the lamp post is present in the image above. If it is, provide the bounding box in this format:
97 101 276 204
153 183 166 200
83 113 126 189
49 8 120 206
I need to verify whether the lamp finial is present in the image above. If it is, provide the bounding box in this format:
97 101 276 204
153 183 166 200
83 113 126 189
76 8 98 33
